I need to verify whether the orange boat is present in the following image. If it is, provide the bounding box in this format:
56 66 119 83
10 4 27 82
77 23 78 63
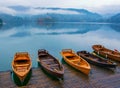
60 49 91 75
92 44 120 61
12 52 32 82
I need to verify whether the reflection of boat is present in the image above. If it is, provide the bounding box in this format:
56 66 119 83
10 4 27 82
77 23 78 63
60 49 91 75
77 51 117 68
38 49 64 79
12 52 32 82
92 44 120 61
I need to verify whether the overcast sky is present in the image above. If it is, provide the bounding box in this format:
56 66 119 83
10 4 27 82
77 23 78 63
0 0 120 15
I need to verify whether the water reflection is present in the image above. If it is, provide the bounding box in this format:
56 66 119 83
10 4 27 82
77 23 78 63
11 32 31 37
0 22 102 37
1 22 120 37
0 23 3 29
0 23 120 71
0 22 120 36
110 24 120 32
36 23 102 35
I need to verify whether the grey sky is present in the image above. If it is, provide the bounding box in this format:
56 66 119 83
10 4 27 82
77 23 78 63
0 0 119 7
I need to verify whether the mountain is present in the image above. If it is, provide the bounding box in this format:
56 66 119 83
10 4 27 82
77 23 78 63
108 13 120 23
1 6 120 23
0 14 24 30
1 7 103 22
0 7 104 30
33 8 103 22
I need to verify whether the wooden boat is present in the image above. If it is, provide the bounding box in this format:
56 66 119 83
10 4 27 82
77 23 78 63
38 49 64 79
92 44 120 61
12 52 32 82
60 49 91 75
77 51 117 68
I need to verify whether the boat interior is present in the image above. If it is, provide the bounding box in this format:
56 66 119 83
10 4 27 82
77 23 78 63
39 54 62 71
78 51 112 64
14 55 30 72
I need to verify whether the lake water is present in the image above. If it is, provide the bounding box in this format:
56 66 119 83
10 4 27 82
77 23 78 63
0 22 120 71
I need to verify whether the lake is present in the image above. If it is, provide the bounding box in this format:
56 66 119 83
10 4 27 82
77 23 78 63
0 22 120 71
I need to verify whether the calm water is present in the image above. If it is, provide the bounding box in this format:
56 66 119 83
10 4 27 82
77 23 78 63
0 22 120 71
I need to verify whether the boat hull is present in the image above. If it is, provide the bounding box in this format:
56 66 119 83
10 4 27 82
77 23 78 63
92 45 120 61
64 58 90 75
60 49 91 75
39 62 64 78
38 49 64 79
84 57 116 68
77 51 117 68
12 52 32 82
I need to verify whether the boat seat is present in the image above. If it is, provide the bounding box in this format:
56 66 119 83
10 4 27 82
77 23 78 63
39 54 47 57
50 64 59 67
71 59 79 61
15 64 29 67
85 54 89 57
53 68 60 72
42 61 55 65
50 65 60 70
41 59 54 62
16 66 28 72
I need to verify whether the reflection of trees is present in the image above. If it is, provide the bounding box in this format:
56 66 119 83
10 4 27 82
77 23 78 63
0 22 103 36
110 24 120 32
36 22 102 34
37 16 55 29
10 32 31 37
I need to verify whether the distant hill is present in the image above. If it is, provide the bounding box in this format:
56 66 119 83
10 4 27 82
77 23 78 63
33 8 103 22
108 13 120 23
0 7 103 23
8 7 103 23
0 14 24 30
1 7 120 25
0 14 23 23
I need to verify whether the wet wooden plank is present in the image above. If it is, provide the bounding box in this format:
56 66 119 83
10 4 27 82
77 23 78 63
91 73 120 88
0 71 17 88
0 63 120 88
